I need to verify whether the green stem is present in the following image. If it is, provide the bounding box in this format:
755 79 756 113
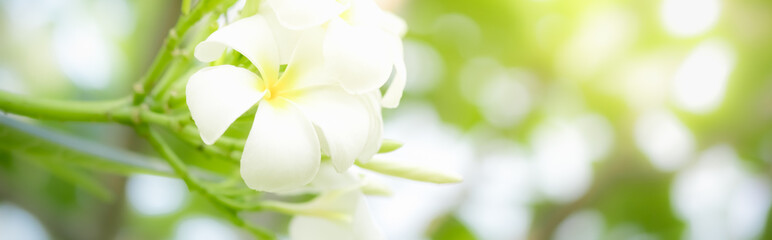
139 126 274 239
132 0 238 105
151 14 222 111
149 55 192 111
0 91 131 122
0 91 195 129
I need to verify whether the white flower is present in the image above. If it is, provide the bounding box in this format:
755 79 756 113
288 164 386 240
265 0 408 108
186 15 382 192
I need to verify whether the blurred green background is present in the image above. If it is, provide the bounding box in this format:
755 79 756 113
2 0 772 239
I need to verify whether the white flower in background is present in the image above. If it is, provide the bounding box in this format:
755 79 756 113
290 191 384 240
287 164 386 240
187 15 383 192
265 0 408 108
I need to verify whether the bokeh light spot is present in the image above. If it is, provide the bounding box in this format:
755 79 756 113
459 140 533 240
532 120 592 203
477 69 534 128
0 203 50 240
126 174 188 216
672 40 735 113
554 209 605 240
173 216 241 240
634 110 695 171
672 145 771 240
661 0 721 36
404 40 444 94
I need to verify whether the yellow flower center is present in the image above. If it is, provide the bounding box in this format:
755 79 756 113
256 68 303 104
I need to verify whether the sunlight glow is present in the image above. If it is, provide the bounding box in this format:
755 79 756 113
558 7 637 78
459 140 533 240
0 67 27 94
458 57 504 103
532 120 592 203
672 145 772 240
404 40 444 94
369 103 474 240
554 210 605 240
477 69 534 128
672 40 735 113
634 110 695 171
660 0 721 36
617 53 679 110
53 19 115 89
173 217 240 240
0 203 50 240
126 174 188 215
728 178 771 240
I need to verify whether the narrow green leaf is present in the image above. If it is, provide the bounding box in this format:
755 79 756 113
21 153 114 201
0 115 174 177
378 139 403 153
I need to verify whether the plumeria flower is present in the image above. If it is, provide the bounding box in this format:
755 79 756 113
186 15 383 192
288 164 386 240
265 0 408 108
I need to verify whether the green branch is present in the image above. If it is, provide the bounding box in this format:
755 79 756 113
0 90 191 126
151 14 222 112
0 91 130 122
138 125 274 240
132 0 238 105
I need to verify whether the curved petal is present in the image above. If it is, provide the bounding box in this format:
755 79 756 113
344 0 406 36
309 163 361 193
289 191 385 240
381 36 406 108
323 18 394 94
261 4 303 64
194 15 280 84
357 91 383 163
186 65 263 145
275 27 335 91
291 86 371 172
266 0 346 30
277 162 362 196
240 98 321 192
379 12 407 37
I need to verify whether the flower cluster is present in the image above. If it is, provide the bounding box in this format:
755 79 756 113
187 0 406 193
185 0 422 238
186 0 460 239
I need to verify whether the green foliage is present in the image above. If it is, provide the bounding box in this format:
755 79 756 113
593 172 684 240
427 214 477 240
0 116 173 178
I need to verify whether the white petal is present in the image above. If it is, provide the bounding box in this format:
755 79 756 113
261 4 303 64
186 65 263 145
309 163 362 192
345 0 397 32
194 15 280 84
324 18 394 94
289 192 385 240
357 91 383 163
292 87 371 172
382 36 406 108
277 162 362 195
379 12 407 37
276 27 335 90
240 98 321 192
267 0 346 30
